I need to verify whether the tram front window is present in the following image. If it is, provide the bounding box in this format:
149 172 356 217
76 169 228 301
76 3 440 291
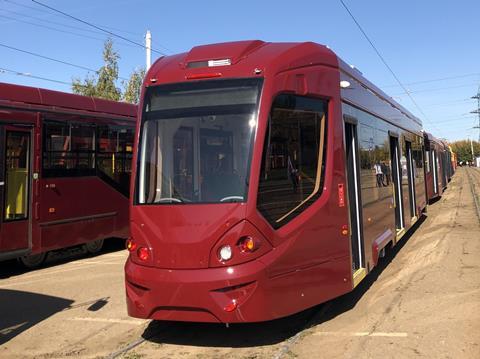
137 78 262 204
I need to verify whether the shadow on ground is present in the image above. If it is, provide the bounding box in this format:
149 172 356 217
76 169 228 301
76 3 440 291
142 216 426 348
0 237 125 279
0 289 74 345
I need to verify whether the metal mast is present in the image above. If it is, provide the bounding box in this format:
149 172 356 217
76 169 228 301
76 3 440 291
146 30 152 70
472 85 480 142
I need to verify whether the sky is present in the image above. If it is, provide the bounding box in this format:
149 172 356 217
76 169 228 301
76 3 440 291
1 0 479 142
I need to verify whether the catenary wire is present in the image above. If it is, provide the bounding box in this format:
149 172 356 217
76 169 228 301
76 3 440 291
4 0 144 36
0 42 130 81
0 8 108 35
338 0 442 133
0 66 81 87
381 72 480 89
392 83 480 96
0 13 137 48
31 0 168 56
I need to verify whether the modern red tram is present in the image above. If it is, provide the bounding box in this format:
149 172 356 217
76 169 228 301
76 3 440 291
125 41 429 323
0 82 136 267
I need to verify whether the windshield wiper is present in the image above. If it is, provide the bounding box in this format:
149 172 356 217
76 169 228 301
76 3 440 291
156 197 184 204
219 196 244 203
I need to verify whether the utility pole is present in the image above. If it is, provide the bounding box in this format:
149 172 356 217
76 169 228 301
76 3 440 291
472 85 480 142
145 30 152 71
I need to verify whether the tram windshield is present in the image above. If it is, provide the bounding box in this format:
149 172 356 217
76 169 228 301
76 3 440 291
137 78 262 204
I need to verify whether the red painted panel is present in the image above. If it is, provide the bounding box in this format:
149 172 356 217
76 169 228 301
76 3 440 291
37 176 129 253
131 204 246 269
0 220 29 253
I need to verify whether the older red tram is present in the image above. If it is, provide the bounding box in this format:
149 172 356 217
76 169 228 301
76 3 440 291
0 82 136 267
125 41 429 323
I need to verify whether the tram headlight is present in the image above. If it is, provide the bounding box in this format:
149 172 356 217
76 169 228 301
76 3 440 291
209 220 273 267
218 245 233 262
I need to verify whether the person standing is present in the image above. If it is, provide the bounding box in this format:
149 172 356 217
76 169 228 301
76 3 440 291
381 161 390 186
374 162 383 187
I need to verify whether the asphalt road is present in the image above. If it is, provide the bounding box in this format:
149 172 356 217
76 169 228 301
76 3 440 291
1 167 479 359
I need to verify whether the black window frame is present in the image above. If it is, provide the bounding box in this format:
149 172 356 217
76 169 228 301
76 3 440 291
135 77 264 206
257 93 328 229
42 119 134 196
96 124 135 196
42 120 96 178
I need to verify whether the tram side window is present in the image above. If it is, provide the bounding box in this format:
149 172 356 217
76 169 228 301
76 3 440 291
257 94 327 229
97 125 134 194
412 141 424 174
43 121 95 177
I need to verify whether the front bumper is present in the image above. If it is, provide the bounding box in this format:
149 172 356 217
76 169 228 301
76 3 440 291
125 256 273 323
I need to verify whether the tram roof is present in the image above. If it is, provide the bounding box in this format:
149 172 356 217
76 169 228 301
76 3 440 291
146 40 422 130
425 132 449 147
0 81 137 119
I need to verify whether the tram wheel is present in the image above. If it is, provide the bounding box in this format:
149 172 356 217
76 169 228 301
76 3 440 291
19 252 46 268
84 239 104 254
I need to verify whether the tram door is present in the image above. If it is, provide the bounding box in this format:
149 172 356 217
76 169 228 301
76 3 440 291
389 135 405 232
405 141 417 219
0 125 31 255
432 150 438 195
344 121 365 274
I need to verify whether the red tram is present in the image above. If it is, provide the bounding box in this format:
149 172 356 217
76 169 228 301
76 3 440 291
125 41 432 323
0 82 136 267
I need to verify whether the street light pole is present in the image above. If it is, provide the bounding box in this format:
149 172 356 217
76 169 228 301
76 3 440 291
145 30 152 71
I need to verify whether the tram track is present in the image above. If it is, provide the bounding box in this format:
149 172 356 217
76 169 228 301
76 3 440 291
106 303 332 359
465 167 480 224
106 171 480 359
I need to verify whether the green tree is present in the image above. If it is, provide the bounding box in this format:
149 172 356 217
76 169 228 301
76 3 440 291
72 38 122 101
122 67 146 104
450 139 480 163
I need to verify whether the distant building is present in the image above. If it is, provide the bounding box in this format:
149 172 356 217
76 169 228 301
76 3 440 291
476 157 480 168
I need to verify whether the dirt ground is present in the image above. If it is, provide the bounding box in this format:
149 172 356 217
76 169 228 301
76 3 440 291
1 167 479 359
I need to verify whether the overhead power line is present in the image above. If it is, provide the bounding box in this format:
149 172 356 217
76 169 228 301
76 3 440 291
0 13 128 45
433 117 477 124
0 8 108 36
0 66 99 90
3 0 51 15
0 42 129 81
338 0 441 133
31 0 168 56
381 72 480 89
421 98 474 108
392 83 480 96
0 66 74 86
4 0 143 37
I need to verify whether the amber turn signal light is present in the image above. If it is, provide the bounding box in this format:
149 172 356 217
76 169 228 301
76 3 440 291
126 238 136 252
239 236 258 252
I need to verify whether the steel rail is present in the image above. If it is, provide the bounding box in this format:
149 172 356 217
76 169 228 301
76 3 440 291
465 167 480 224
